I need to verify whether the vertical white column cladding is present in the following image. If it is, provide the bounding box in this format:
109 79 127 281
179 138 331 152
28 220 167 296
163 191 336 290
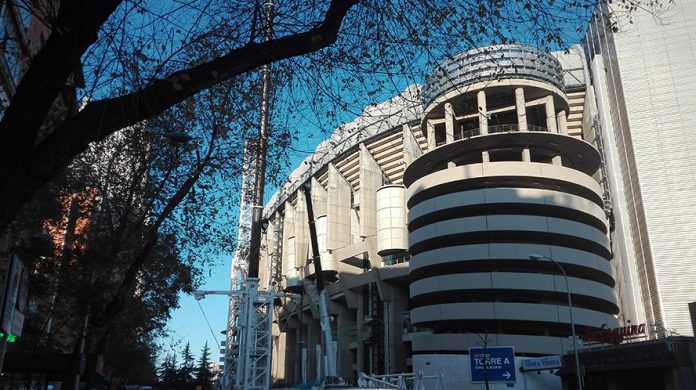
327 164 352 251
311 177 327 216
376 185 408 256
557 110 568 135
477 90 488 135
520 89 531 162
545 95 558 133
315 215 336 272
283 203 302 289
295 189 310 268
359 144 381 238
444 102 455 143
402 124 424 167
426 120 436 151
286 237 298 285
591 54 646 327
308 177 335 274
515 87 528 131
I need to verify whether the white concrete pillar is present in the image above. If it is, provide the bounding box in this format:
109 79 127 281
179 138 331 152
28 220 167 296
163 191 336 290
545 95 558 133
482 150 490 163
522 148 531 162
515 87 528 132
426 119 436 150
444 102 455 143
552 155 562 165
477 90 488 135
557 110 568 135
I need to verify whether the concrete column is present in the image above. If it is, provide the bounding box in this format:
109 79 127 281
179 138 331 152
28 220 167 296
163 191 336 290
445 103 455 166
515 87 528 131
426 119 436 150
294 322 302 384
477 90 488 135
545 95 558 133
522 148 531 162
444 102 455 143
359 144 379 238
552 155 562 165
557 110 568 135
383 300 391 374
402 123 423 165
482 150 490 163
356 291 365 374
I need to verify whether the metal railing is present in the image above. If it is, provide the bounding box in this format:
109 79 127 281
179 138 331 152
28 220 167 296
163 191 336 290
433 123 551 147
488 124 520 134
453 124 549 140
488 123 548 134
358 372 443 390
455 128 480 140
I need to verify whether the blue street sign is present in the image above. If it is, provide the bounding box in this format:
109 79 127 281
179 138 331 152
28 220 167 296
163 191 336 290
469 346 516 383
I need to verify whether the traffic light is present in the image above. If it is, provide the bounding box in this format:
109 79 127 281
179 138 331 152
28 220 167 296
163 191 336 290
0 332 17 342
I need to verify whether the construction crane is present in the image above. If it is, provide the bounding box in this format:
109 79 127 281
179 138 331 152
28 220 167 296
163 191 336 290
300 182 349 387
220 0 277 388
210 0 345 386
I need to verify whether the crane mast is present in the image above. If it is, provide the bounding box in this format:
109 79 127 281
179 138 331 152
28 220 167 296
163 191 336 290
223 1 342 386
223 1 275 389
300 183 338 379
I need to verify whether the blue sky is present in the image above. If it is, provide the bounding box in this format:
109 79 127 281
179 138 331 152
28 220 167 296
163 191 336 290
158 124 325 367
159 252 231 364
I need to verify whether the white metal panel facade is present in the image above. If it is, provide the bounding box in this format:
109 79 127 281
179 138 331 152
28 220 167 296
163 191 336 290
591 0 696 336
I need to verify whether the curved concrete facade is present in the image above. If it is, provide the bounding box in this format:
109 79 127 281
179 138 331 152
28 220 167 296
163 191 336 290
405 44 618 357
258 45 619 385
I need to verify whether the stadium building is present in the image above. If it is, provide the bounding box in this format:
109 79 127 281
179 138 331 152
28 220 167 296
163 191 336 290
257 43 627 388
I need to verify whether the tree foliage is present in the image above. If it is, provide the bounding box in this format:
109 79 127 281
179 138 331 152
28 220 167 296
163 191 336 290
158 353 180 389
5 112 222 383
158 342 216 390
194 342 216 390
180 342 196 383
0 0 668 235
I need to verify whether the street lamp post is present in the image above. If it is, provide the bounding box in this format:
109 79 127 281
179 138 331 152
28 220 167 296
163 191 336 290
529 254 583 390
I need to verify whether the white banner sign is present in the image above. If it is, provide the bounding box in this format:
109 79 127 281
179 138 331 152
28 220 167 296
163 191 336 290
520 355 563 371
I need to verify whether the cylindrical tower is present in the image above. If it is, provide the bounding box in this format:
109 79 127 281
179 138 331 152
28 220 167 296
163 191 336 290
376 184 408 256
405 45 619 361
315 214 337 273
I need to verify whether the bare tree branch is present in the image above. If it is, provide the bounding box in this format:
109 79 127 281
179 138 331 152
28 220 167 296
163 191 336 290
1 0 123 158
0 0 359 232
92 123 218 328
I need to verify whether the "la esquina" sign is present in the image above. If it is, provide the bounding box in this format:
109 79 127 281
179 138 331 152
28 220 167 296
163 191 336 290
580 322 646 345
